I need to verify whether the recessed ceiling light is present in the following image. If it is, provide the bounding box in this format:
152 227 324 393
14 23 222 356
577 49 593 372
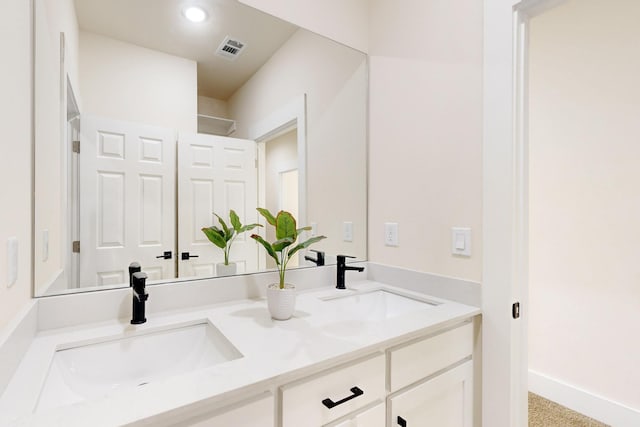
183 6 207 23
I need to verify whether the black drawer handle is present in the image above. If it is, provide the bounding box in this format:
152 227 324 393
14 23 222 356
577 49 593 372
397 415 407 426
321 386 364 409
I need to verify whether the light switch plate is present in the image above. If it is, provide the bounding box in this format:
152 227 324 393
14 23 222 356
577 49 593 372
343 221 353 242
451 227 471 256
310 222 317 237
384 222 399 246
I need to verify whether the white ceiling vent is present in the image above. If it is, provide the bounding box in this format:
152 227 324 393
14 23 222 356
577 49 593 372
215 36 246 61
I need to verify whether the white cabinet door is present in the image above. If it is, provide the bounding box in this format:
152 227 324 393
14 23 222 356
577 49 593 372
329 402 385 427
80 115 176 287
389 360 474 427
177 133 258 278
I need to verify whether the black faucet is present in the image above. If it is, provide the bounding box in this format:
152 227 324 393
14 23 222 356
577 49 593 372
131 271 148 325
336 255 365 290
305 250 325 266
129 262 141 287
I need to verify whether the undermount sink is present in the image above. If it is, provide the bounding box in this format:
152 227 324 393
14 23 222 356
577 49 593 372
36 321 242 412
319 289 440 321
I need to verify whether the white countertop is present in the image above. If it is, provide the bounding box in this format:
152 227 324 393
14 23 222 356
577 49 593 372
0 280 480 426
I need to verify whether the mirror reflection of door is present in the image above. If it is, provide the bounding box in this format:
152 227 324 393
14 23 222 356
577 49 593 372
78 115 177 287
177 133 259 278
264 128 298 269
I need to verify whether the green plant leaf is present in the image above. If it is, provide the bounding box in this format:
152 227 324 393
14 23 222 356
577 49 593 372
296 226 312 235
229 209 242 231
256 208 277 226
250 234 280 265
273 237 294 252
276 211 297 240
214 213 231 238
202 227 227 249
287 235 327 260
239 223 262 233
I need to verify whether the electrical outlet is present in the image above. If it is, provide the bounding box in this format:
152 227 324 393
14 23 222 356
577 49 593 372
384 222 398 246
343 221 353 242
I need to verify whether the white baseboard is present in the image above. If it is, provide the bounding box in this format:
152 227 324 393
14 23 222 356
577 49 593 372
529 370 640 427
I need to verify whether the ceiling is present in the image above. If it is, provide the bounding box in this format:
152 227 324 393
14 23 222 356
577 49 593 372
73 0 298 100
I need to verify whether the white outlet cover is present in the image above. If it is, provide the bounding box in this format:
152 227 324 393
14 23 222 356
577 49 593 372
384 222 399 246
310 222 317 237
451 227 471 256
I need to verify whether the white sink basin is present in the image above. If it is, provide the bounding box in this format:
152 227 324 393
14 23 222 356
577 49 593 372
36 321 242 412
320 289 440 321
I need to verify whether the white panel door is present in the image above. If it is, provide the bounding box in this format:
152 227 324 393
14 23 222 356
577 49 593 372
389 360 474 427
79 115 176 287
177 133 258 277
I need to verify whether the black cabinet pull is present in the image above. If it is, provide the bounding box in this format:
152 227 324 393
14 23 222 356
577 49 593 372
156 251 172 259
181 252 199 260
321 386 363 409
397 416 407 426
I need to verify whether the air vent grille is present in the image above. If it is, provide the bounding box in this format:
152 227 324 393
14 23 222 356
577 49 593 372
216 36 246 60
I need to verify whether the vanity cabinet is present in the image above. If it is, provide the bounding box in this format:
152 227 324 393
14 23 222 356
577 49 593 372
278 320 475 427
387 322 474 427
159 392 275 427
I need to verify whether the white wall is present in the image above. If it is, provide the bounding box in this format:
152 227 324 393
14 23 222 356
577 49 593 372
33 0 81 294
197 96 229 119
79 31 197 133
238 0 369 53
0 0 32 329
228 29 368 261
368 0 484 282
529 0 640 411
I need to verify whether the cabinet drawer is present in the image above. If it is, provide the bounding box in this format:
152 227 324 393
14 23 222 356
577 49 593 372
281 353 385 427
389 360 473 427
389 322 473 392
327 402 385 427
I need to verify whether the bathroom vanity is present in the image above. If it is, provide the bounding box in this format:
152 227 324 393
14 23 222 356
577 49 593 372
0 265 480 426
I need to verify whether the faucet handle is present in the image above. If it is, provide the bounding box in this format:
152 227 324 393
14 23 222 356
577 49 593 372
337 254 356 263
132 272 148 296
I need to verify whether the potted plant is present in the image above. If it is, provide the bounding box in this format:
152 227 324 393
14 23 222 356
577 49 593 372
251 208 326 320
201 210 261 276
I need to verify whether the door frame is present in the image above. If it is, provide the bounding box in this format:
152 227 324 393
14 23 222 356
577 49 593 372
483 0 566 425
249 95 307 270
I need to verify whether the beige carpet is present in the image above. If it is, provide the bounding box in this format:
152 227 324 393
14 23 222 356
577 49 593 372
529 393 609 427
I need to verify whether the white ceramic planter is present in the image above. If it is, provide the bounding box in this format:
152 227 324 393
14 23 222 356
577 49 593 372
216 262 237 277
266 284 296 320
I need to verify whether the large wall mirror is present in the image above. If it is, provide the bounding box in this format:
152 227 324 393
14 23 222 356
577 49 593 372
34 0 368 297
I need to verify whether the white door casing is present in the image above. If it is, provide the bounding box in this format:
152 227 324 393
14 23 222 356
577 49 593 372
250 94 307 269
177 133 258 277
79 115 176 287
483 0 566 426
